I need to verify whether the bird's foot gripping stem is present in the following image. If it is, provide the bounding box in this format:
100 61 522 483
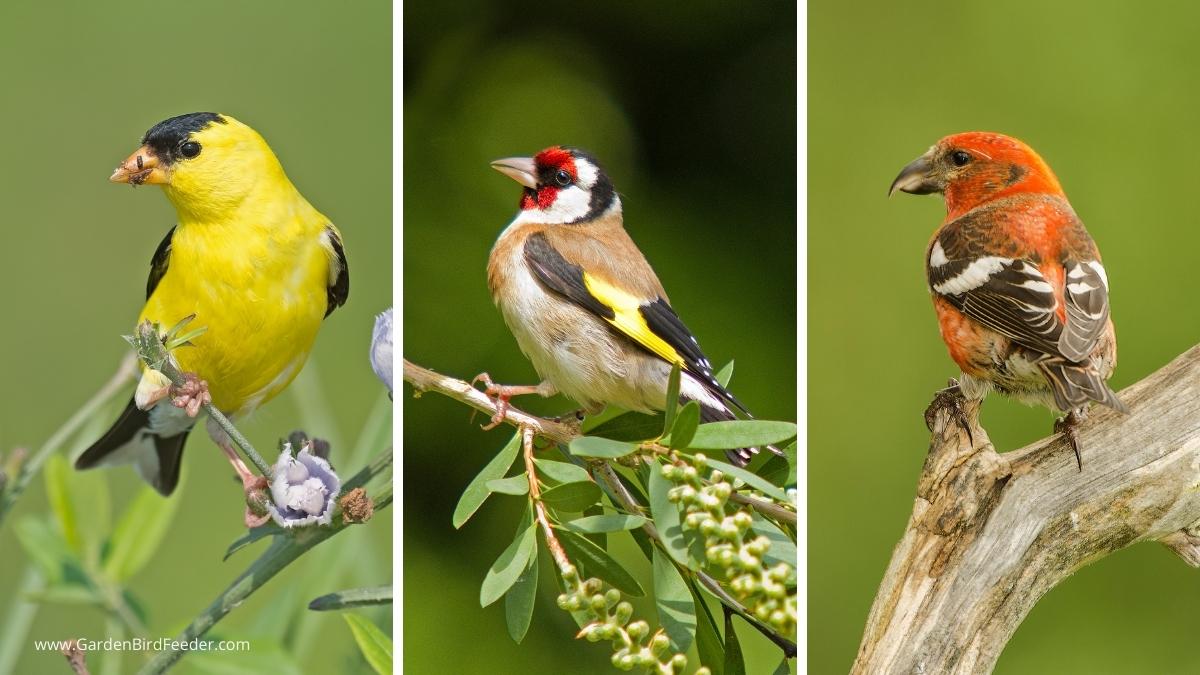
925 378 975 447
470 372 555 430
170 372 212 418
1054 408 1088 472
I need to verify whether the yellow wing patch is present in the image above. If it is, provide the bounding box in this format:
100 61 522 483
583 272 684 367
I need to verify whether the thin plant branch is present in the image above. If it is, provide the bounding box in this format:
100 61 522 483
0 354 137 530
522 426 572 572
403 359 791 526
138 447 393 675
403 359 578 443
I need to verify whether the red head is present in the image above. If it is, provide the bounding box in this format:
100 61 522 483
491 146 618 224
889 132 1065 219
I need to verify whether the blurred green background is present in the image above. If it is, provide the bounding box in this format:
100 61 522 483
0 2 391 674
811 2 1200 673
403 1 795 673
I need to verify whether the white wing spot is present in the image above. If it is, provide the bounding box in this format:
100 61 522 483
929 240 949 267
933 256 1012 295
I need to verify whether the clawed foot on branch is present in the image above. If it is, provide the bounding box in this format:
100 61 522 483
1054 408 1087 472
925 379 975 447
171 372 212 418
470 372 556 430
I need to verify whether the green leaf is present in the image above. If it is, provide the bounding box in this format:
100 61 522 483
224 523 284 561
653 549 696 653
557 530 644 596
103 483 184 582
703 458 790 502
725 611 746 675
308 585 393 611
584 411 664 441
565 514 648 533
534 458 590 484
25 583 100 606
752 513 797 569
43 455 80 553
453 434 521 528
687 420 797 451
771 657 791 675
486 475 529 496
691 580 725 675
480 518 537 607
662 363 682 433
505 545 539 643
539 481 602 512
580 504 607 550
14 515 75 583
715 360 735 388
648 463 692 568
569 436 638 459
668 401 701 450
343 614 393 675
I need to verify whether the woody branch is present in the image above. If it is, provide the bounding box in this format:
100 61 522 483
853 345 1200 675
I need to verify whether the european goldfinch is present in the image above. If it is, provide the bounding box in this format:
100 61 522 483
890 132 1125 467
76 112 349 495
486 146 773 466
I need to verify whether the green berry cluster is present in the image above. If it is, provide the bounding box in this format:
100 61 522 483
555 565 710 674
662 455 797 637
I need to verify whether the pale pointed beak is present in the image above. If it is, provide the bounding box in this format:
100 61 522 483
110 145 168 185
888 151 939 197
490 156 538 189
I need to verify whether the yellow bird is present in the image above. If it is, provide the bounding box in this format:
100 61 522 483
76 113 349 495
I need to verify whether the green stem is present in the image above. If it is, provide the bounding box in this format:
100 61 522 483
138 447 392 675
0 355 136 531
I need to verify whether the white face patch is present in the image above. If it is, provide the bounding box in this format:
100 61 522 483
575 158 599 189
932 256 1012 295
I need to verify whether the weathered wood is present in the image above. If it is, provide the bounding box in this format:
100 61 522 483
853 346 1200 675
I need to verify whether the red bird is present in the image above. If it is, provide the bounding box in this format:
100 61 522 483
889 132 1126 468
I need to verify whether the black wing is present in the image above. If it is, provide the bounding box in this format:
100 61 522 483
324 225 349 317
147 226 175 299
523 232 744 412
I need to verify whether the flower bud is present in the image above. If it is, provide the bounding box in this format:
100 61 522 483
650 633 670 655
627 620 649 640
615 601 633 624
591 594 608 612
605 589 621 607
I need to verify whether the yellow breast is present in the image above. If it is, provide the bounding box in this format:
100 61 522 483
139 212 331 417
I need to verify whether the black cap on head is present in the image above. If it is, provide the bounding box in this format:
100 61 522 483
142 112 225 164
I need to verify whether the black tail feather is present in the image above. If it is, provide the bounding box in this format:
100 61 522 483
75 397 191 496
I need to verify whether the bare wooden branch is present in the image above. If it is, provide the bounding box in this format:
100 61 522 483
853 346 1200 675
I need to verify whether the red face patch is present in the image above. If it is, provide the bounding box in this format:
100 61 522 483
517 146 577 211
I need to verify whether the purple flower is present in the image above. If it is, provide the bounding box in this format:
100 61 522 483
370 308 393 392
268 444 341 528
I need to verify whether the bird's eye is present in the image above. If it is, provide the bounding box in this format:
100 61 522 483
554 169 572 186
179 141 202 159
950 150 971 167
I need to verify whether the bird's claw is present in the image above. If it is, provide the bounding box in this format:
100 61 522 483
470 372 513 431
925 378 975 447
170 372 212 418
1055 409 1086 472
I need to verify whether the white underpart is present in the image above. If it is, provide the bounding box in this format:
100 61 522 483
933 256 1012 295
929 240 949 267
149 401 196 437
